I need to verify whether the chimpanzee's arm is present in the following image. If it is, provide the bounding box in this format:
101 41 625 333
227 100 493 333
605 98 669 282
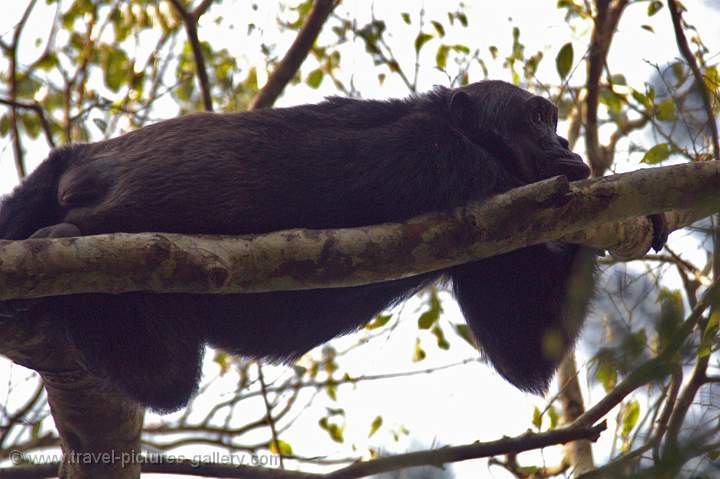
451 244 597 393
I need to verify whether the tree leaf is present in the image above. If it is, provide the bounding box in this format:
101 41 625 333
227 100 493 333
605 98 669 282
414 32 433 53
532 406 542 429
431 21 445 37
454 324 476 347
306 68 324 89
369 416 383 437
556 42 573 79
621 400 640 437
270 439 293 455
431 325 449 350
366 314 392 330
436 45 449 70
648 1 663 16
655 98 677 121
642 143 671 164
413 338 426 362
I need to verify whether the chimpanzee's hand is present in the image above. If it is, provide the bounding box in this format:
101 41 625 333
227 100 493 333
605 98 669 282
648 213 669 253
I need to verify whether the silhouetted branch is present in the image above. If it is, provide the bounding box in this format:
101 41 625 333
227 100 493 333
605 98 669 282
667 0 719 162
584 0 628 176
0 422 602 479
249 0 337 109
169 0 215 111
1 0 38 178
0 97 56 148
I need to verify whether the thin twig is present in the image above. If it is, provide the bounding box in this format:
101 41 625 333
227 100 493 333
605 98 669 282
0 97 55 148
667 0 720 162
257 364 284 469
4 0 38 178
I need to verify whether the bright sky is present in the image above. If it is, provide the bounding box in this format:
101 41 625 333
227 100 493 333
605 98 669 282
1 1 719 478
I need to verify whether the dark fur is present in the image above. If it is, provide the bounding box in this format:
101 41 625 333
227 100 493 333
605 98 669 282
0 81 596 411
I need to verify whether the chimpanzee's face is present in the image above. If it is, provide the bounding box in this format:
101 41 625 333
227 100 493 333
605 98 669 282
449 81 590 184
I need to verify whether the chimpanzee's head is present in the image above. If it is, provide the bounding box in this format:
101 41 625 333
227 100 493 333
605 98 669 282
449 80 590 184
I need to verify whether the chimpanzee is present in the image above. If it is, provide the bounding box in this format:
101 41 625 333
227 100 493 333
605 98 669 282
0 81 664 412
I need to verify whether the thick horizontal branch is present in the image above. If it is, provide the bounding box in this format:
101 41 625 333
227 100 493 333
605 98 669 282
0 162 718 300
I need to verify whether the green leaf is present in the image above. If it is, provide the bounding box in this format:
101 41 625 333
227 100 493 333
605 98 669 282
37 53 59 71
31 421 41 441
270 439 293 455
431 325 450 350
0 115 9 136
524 51 543 79
648 1 663 16
657 288 684 346
306 68 324 89
318 418 344 443
401 12 411 24
599 87 623 114
436 45 449 70
454 324 476 347
671 62 685 83
611 74 627 86
413 338 426 362
366 314 392 330
548 406 559 429
655 98 677 121
418 289 442 329
451 44 470 54
418 311 436 329
621 400 640 437
431 21 445 37
595 360 618 392
326 383 337 401
456 12 468 27
532 406 542 429
556 42 574 79
700 311 719 358
369 416 383 437
414 32 433 53
328 425 344 443
704 66 719 93
642 143 671 164
102 48 130 92
213 351 230 375
631 89 651 109
20 113 41 139
641 25 654 33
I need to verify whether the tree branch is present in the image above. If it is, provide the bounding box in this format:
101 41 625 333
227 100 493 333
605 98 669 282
169 0 215 111
0 97 56 148
248 0 337 110
4 0 38 178
667 0 719 162
1 162 718 301
0 422 605 478
584 0 628 176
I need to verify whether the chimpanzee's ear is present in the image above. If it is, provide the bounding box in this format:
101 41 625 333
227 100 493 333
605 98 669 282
449 91 477 134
